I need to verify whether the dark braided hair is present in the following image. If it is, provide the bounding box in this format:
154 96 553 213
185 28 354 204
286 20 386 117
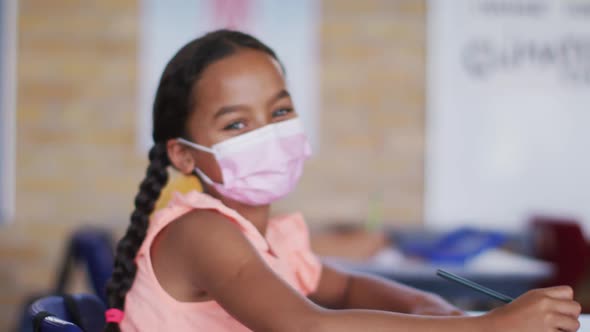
104 30 281 332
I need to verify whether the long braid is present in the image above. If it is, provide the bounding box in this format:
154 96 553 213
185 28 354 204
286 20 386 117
103 29 282 331
104 143 169 332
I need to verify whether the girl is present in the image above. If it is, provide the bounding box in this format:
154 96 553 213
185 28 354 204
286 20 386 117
104 30 581 332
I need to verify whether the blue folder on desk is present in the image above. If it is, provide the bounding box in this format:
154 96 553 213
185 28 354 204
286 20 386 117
399 227 508 265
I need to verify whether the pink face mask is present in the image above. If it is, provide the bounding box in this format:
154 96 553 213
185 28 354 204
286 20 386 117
177 117 311 206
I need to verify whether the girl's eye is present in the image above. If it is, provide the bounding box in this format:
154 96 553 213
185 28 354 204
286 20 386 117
272 108 293 118
223 121 246 131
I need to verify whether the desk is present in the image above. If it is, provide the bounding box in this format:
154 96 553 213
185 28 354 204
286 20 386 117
577 315 589 330
326 248 554 306
469 312 590 330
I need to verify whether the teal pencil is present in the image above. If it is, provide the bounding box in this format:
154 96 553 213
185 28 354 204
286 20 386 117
436 269 514 303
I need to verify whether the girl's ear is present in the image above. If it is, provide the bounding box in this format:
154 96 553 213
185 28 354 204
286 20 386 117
166 139 196 175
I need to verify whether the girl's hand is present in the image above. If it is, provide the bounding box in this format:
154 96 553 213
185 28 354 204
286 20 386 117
410 293 465 316
484 286 581 332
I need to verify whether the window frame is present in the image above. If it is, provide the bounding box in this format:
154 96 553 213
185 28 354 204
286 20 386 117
0 0 18 223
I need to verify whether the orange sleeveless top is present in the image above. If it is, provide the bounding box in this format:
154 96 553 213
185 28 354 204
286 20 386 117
121 190 322 331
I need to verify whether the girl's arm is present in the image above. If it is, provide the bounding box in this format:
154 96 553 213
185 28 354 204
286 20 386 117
309 264 462 315
165 209 581 332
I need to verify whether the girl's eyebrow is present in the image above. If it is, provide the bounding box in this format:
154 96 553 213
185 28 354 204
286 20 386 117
214 89 291 119
213 104 246 119
267 89 291 107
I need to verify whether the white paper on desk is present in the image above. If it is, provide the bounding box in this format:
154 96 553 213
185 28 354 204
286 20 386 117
469 311 589 330
360 247 553 279
465 249 554 277
327 247 553 281
370 247 405 266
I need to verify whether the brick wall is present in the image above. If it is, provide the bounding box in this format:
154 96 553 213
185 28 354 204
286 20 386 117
0 0 426 329
276 0 426 228
0 0 141 328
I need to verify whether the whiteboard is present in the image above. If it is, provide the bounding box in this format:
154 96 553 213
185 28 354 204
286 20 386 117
425 0 590 235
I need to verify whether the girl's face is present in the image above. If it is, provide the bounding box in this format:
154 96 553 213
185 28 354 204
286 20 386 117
171 49 297 186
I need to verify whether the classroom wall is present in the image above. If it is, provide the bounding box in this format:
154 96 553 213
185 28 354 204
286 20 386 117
276 0 427 226
0 0 426 329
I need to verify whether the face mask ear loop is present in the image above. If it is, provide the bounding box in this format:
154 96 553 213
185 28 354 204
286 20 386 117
177 138 219 195
176 137 215 154
192 168 216 196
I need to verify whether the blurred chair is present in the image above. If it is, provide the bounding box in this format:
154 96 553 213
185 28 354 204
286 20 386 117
530 216 590 288
56 228 114 304
28 294 105 332
32 316 82 332
16 229 113 332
